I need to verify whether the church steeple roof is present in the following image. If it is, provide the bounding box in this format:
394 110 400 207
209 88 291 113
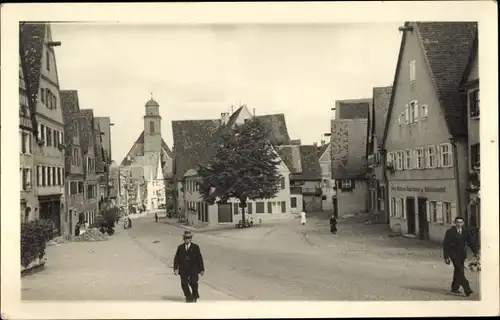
145 93 159 108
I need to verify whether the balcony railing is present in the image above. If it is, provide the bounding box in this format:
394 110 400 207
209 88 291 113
302 187 322 196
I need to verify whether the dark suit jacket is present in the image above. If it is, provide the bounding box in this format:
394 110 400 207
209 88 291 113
173 243 205 276
443 227 478 260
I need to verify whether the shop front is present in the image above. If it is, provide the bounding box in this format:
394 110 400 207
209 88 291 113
388 179 458 242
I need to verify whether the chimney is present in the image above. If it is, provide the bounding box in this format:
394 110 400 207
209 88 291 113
321 140 325 146
313 142 318 147
221 112 230 125
253 108 256 116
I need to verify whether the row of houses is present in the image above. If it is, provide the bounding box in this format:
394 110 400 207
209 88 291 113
331 22 480 242
170 105 329 227
19 23 116 236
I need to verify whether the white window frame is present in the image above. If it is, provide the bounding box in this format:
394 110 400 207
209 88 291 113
341 180 352 189
409 100 419 123
426 145 437 168
404 149 413 170
443 201 452 225
439 143 453 167
430 200 438 223
415 148 424 169
404 104 410 124
37 165 42 187
468 88 480 118
409 60 416 83
421 104 428 119
387 152 394 165
396 151 404 170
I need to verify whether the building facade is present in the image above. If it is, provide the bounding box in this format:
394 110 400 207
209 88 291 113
366 86 392 223
459 32 480 233
60 90 87 235
172 105 296 226
382 22 477 242
21 23 66 234
318 143 336 212
330 99 371 217
120 98 173 212
19 52 37 222
75 109 100 226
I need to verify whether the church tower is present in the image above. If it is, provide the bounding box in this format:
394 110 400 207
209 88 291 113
143 96 162 155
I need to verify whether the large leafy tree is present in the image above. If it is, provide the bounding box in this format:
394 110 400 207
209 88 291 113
198 118 282 225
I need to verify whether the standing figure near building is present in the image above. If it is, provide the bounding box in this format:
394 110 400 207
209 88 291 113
300 211 307 225
173 231 205 303
443 216 479 297
155 212 158 223
329 214 337 234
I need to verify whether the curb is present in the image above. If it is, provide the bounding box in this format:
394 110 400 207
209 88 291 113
21 262 46 277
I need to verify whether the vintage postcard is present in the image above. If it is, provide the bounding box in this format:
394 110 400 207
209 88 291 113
1 1 498 319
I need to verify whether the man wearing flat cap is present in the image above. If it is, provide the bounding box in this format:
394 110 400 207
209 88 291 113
173 230 205 302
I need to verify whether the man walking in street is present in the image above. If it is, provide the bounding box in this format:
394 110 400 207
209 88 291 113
155 212 158 223
173 230 205 303
443 216 479 297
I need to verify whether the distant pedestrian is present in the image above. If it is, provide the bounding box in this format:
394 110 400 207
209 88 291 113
127 217 132 229
329 214 337 234
173 230 205 303
155 212 158 223
74 222 81 236
300 211 307 225
443 216 479 297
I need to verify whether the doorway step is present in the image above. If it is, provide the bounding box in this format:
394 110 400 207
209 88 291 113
402 233 418 239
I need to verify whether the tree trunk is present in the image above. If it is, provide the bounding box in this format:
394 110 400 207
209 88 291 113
240 199 247 228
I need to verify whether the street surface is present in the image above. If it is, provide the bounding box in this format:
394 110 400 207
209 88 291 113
22 211 479 301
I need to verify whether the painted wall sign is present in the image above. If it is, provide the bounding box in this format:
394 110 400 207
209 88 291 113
391 186 446 193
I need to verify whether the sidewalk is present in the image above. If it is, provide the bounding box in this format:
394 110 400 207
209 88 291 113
21 228 235 301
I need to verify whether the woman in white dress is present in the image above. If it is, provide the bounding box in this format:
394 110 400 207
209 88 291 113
300 211 307 225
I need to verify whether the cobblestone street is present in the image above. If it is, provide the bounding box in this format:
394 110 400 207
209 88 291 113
22 212 479 301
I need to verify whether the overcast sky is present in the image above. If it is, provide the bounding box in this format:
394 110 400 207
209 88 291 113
51 23 402 163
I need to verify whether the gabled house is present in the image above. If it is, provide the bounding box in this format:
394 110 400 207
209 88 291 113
381 22 477 242
330 99 371 217
74 109 100 226
366 86 393 223
278 145 323 212
21 23 66 234
120 98 173 212
459 31 480 233
172 106 294 226
94 117 113 204
60 90 87 235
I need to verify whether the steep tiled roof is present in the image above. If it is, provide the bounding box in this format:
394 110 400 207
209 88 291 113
277 145 302 174
416 22 477 137
331 119 368 179
372 86 392 148
318 144 329 159
459 31 479 88
120 131 173 167
171 119 222 179
20 23 46 106
253 114 291 145
296 145 322 181
336 101 370 119
60 90 81 174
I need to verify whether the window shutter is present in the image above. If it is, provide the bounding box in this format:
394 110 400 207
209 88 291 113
450 202 457 224
447 143 454 167
414 102 419 122
405 105 410 124
267 202 272 214
426 201 431 222
351 180 356 189
436 201 443 224
435 146 442 168
281 201 286 213
37 123 42 140
248 202 253 214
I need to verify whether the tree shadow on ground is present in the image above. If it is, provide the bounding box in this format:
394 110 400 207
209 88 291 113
161 295 186 302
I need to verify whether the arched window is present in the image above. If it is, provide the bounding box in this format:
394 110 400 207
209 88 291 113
150 121 155 133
